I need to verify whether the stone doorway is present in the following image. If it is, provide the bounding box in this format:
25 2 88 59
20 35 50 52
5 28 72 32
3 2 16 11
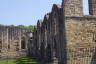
21 37 26 49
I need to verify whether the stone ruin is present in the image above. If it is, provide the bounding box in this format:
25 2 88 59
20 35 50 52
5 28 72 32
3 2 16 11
0 0 96 64
0 26 32 59
28 0 96 64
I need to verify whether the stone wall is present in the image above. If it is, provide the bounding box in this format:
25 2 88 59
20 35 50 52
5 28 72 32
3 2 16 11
0 26 32 59
65 16 96 64
63 0 83 16
28 4 66 64
65 16 96 43
27 0 96 64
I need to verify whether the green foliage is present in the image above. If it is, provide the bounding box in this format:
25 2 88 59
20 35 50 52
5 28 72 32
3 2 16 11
9 24 14 27
17 25 36 30
18 25 25 28
27 25 35 30
0 24 3 26
0 24 36 30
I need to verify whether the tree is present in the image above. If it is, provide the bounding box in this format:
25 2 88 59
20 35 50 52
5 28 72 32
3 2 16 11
28 25 35 30
0 24 3 26
0 24 36 30
18 25 25 28
9 24 14 27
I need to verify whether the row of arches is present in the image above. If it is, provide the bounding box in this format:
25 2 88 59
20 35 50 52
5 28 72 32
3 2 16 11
28 4 66 64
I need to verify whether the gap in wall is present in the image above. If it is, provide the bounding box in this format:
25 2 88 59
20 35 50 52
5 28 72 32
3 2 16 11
83 0 89 15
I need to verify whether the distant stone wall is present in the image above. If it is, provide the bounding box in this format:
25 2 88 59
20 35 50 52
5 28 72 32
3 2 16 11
0 26 32 59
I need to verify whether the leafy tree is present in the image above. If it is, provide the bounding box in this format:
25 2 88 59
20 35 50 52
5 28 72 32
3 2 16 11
0 24 3 26
9 24 14 27
0 24 36 30
18 25 25 28
28 25 35 30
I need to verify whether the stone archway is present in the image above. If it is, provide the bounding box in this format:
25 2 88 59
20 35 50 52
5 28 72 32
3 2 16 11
21 37 26 49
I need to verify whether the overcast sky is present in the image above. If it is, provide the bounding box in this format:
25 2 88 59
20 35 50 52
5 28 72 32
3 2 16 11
0 0 89 26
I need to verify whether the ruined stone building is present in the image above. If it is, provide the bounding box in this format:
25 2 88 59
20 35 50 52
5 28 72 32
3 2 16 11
0 0 96 64
28 0 96 64
0 26 32 58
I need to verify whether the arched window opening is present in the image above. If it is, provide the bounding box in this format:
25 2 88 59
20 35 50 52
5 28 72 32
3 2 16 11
21 38 26 49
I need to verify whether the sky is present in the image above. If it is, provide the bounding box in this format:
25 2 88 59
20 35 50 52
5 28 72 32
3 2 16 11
0 0 89 26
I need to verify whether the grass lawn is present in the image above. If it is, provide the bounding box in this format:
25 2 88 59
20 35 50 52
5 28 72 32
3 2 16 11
16 57 42 64
0 59 16 64
0 57 54 64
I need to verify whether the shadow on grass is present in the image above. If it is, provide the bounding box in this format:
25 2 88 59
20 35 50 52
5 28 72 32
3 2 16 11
0 57 54 64
16 57 43 64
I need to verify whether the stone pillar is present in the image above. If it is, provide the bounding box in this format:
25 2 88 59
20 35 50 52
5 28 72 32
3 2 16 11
25 36 28 56
19 29 21 51
6 28 9 50
37 20 42 59
1 31 3 53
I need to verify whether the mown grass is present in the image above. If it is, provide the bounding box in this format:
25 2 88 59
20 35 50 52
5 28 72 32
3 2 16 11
0 57 54 64
0 59 16 64
16 57 42 64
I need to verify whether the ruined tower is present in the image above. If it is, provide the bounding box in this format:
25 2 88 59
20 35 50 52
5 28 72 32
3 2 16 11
63 0 83 16
89 0 96 15
61 0 96 64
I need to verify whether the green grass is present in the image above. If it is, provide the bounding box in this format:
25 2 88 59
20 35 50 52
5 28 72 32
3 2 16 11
16 57 42 64
0 59 16 64
0 57 54 64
